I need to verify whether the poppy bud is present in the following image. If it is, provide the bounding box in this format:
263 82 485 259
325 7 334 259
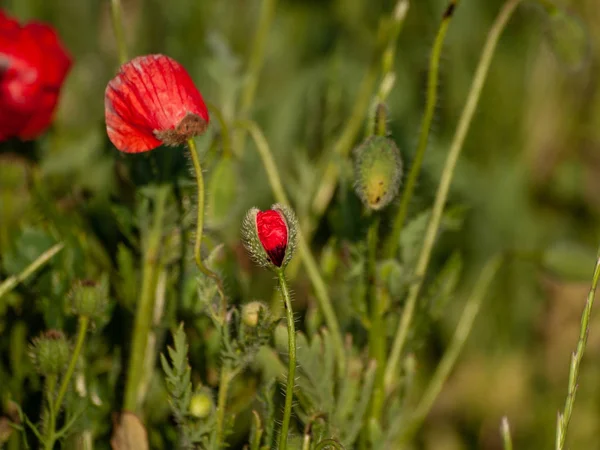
189 390 214 419
105 54 209 153
70 277 108 320
29 330 70 376
241 301 268 328
241 204 298 271
353 135 403 211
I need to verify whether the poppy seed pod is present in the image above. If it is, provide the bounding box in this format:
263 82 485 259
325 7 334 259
105 54 209 153
241 204 298 271
29 330 70 376
353 135 403 211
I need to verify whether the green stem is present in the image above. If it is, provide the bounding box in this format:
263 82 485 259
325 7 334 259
501 417 513 450
110 0 128 64
310 0 408 217
367 217 385 422
401 256 502 442
187 138 227 318
234 119 346 374
384 0 522 391
277 269 296 450
555 249 600 449
384 0 460 259
215 363 240 449
43 316 89 449
42 375 57 449
124 186 168 411
233 0 278 156
0 243 63 299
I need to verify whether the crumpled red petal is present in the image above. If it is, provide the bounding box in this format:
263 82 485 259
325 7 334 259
104 54 209 153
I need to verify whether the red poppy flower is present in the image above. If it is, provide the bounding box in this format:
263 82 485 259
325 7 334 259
104 54 209 153
256 210 288 267
0 10 72 141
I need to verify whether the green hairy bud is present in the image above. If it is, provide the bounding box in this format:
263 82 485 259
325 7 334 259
29 330 70 375
353 135 403 211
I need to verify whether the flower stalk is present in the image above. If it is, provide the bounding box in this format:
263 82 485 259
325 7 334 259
124 186 169 412
384 0 523 390
277 269 296 450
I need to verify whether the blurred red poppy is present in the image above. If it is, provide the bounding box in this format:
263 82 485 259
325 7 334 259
105 54 209 153
0 10 72 141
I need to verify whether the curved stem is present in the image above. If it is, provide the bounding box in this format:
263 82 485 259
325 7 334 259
233 0 278 156
384 0 522 390
187 138 227 317
124 186 168 411
401 256 502 442
556 249 600 449
110 0 128 65
385 0 460 259
277 270 296 450
234 119 346 373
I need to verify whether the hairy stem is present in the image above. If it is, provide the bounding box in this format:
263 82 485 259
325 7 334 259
384 0 522 390
215 363 239 449
43 316 89 449
311 0 408 217
277 269 296 450
187 138 227 317
555 250 600 449
367 217 386 422
124 186 168 411
234 119 346 373
384 0 460 259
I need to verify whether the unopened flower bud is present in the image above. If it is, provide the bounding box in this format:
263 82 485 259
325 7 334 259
29 330 70 375
241 301 268 328
353 136 402 211
70 277 108 319
241 204 298 270
189 390 213 419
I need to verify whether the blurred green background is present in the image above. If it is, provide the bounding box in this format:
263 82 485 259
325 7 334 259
1 0 599 448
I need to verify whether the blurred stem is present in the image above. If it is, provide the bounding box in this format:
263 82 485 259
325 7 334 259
187 138 227 318
555 249 600 450
311 0 408 217
384 0 522 391
234 119 346 373
501 417 514 450
400 256 502 443
0 243 64 299
233 0 278 156
384 0 460 259
124 186 168 412
44 316 89 450
277 269 296 450
110 0 128 64
207 101 233 157
215 363 240 449
367 216 386 422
